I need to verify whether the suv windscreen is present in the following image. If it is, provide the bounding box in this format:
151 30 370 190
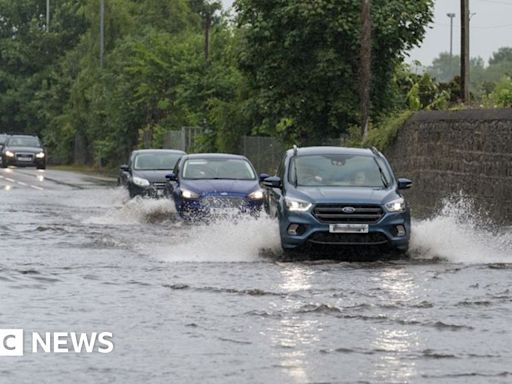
7 136 41 147
182 158 256 180
289 154 391 188
133 153 182 170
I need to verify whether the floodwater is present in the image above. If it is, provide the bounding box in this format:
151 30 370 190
0 168 511 384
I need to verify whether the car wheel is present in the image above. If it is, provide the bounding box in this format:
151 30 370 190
0 157 6 168
36 164 46 170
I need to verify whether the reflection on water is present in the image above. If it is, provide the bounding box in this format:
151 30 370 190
270 266 318 383
372 268 420 383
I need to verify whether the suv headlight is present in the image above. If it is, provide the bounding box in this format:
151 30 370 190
35 152 45 158
132 176 150 187
385 198 406 213
5 150 14 157
182 189 200 199
285 197 312 212
248 189 264 200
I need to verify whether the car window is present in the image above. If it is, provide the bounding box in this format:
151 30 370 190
182 158 256 180
289 154 390 188
7 136 41 147
133 153 182 170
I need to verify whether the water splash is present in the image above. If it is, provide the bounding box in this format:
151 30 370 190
155 216 281 262
86 192 177 225
410 198 512 263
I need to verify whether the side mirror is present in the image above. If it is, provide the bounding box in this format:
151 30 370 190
263 176 282 189
120 164 129 172
259 173 270 182
397 178 413 190
166 172 177 181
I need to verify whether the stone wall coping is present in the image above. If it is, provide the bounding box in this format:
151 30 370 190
409 108 512 123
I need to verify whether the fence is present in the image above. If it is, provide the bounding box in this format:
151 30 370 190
163 127 202 152
238 136 286 174
162 128 346 174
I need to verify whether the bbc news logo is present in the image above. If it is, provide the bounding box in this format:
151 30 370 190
0 329 113 356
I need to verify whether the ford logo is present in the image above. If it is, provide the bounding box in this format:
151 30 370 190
342 206 356 214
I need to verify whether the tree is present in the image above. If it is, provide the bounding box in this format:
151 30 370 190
489 47 512 66
235 0 434 145
427 52 460 83
0 0 87 134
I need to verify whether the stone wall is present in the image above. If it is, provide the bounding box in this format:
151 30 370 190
385 109 512 224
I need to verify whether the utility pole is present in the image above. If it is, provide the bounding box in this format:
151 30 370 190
204 11 211 62
100 0 105 68
461 0 470 103
447 13 455 58
46 0 50 32
360 0 372 140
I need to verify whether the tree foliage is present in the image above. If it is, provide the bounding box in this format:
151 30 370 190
0 0 447 166
235 0 433 145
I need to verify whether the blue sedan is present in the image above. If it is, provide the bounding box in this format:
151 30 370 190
167 154 267 220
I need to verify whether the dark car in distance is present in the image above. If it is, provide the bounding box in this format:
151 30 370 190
263 146 412 257
168 153 267 220
1 135 46 169
120 149 185 198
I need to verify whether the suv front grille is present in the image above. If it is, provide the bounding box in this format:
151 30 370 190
308 232 388 245
313 204 383 224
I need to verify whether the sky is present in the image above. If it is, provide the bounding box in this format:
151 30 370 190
220 0 512 66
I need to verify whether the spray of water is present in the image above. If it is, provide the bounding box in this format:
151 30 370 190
85 189 511 264
410 197 512 263
85 189 177 225
154 215 281 262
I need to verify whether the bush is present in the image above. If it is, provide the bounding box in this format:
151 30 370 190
483 76 512 108
364 110 413 151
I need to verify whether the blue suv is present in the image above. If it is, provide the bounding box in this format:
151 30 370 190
263 146 412 256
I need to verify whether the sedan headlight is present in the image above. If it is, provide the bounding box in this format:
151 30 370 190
385 198 406 213
35 152 45 158
132 176 150 187
248 189 264 200
5 151 14 157
182 189 200 199
285 197 312 212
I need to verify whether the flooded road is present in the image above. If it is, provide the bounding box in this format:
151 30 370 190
0 168 511 383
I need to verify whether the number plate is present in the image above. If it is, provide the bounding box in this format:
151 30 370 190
211 208 239 216
329 224 369 234
18 156 32 161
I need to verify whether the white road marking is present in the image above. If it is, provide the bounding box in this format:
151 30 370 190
5 178 15 183
30 185 44 191
17 181 28 186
